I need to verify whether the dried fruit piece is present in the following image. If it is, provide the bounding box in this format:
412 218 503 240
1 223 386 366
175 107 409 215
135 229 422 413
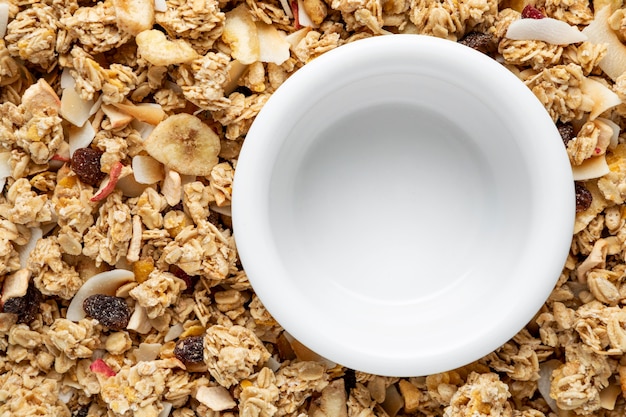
575 182 593 212
222 5 261 65
91 161 124 202
2 282 42 324
143 114 220 176
521 4 544 19
83 294 132 330
458 32 495 54
174 335 205 364
136 30 199 66
89 358 116 377
113 0 154 36
71 148 106 186
257 22 291 64
557 122 575 146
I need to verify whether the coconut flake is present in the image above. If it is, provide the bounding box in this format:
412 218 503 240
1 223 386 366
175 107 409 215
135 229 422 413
131 119 155 140
581 77 622 120
572 155 610 180
583 5 626 81
154 0 167 12
597 117 620 149
210 204 232 216
68 121 96 157
60 87 95 127
127 305 152 333
116 172 148 197
132 155 164 184
0 2 9 39
278 0 293 18
297 0 315 28
285 27 311 50
0 152 11 191
537 359 561 413
134 343 162 362
66 269 135 322
158 402 173 417
196 386 237 411
112 102 165 125
60 68 76 89
164 323 184 342
257 23 291 64
506 17 588 45
102 104 134 128
17 227 43 268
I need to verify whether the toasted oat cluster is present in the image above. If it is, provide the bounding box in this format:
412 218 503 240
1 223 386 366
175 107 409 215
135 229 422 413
2 0 626 416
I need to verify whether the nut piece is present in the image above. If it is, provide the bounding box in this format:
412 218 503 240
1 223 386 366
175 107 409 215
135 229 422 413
136 30 199 66
143 114 220 176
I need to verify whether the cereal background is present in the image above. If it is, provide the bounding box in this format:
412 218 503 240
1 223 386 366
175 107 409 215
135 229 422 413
1 0 626 416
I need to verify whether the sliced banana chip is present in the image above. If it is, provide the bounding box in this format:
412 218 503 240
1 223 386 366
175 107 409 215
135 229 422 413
143 113 220 176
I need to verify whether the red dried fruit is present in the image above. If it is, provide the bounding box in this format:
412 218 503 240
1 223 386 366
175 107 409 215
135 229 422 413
521 4 545 19
83 294 131 330
2 284 42 324
458 32 495 54
174 335 205 364
575 183 592 213
291 0 300 29
71 148 107 186
90 161 124 202
89 358 116 377
557 122 575 146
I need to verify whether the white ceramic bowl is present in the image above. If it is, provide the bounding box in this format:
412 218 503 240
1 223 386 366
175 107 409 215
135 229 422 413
233 34 574 376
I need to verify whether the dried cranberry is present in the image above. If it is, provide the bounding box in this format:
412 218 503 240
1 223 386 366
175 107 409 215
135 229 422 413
521 4 545 19
71 147 106 186
458 32 495 55
557 122 575 146
83 294 131 330
2 284 42 324
575 183 592 213
174 335 204 364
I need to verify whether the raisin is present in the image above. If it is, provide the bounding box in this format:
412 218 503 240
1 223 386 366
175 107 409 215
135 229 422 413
174 335 205 364
73 406 90 417
71 147 106 186
557 122 575 146
344 368 356 394
2 284 42 324
170 265 198 293
83 294 131 330
458 32 495 55
521 4 545 19
575 182 592 213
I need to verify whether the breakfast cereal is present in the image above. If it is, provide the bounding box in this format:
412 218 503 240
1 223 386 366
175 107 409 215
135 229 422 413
2 0 626 416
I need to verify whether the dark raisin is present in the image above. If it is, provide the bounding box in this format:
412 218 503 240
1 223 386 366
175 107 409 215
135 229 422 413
71 148 106 186
73 406 90 417
170 265 198 293
174 335 205 364
575 182 592 213
557 122 575 146
2 284 42 324
521 4 545 19
344 368 356 394
83 294 131 330
458 32 495 55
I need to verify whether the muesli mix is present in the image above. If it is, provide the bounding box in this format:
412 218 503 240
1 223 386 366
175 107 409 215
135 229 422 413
1 0 626 415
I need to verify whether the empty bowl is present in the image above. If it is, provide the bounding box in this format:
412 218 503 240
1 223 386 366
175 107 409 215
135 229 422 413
232 34 574 376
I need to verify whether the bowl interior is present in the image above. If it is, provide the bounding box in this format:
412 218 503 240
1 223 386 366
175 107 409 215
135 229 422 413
233 35 574 376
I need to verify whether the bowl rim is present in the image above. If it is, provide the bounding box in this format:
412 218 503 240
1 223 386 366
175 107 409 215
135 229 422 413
232 34 575 376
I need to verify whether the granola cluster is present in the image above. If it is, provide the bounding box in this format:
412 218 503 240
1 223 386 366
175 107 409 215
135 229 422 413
2 0 626 416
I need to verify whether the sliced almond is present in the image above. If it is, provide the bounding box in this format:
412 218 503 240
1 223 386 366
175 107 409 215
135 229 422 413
581 77 622 120
60 87 95 127
506 17 588 45
102 104 134 129
112 101 165 125
257 23 291 64
583 5 626 80
66 269 135 322
572 155 610 180
223 5 261 65
196 386 236 411
132 155 164 184
1 269 31 303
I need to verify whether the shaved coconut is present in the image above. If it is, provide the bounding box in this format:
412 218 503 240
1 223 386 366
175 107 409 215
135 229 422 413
17 227 43 268
54 141 71 161
196 386 236 411
0 152 11 190
68 120 96 156
538 360 561 413
257 23 291 64
112 102 165 125
285 27 311 50
158 402 173 417
264 356 281 372
132 155 164 184
0 2 8 39
580 77 621 120
599 384 621 410
102 104 133 128
572 155 610 180
66 269 135 321
134 343 162 362
164 323 184 342
131 119 155 140
297 0 315 28
60 87 95 127
506 17 587 44
583 6 626 80
225 60 249 94
223 5 261 65
278 0 293 18
154 0 167 11
89 95 103 117
127 305 152 333
597 117 620 149
210 204 231 216
60 68 76 89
